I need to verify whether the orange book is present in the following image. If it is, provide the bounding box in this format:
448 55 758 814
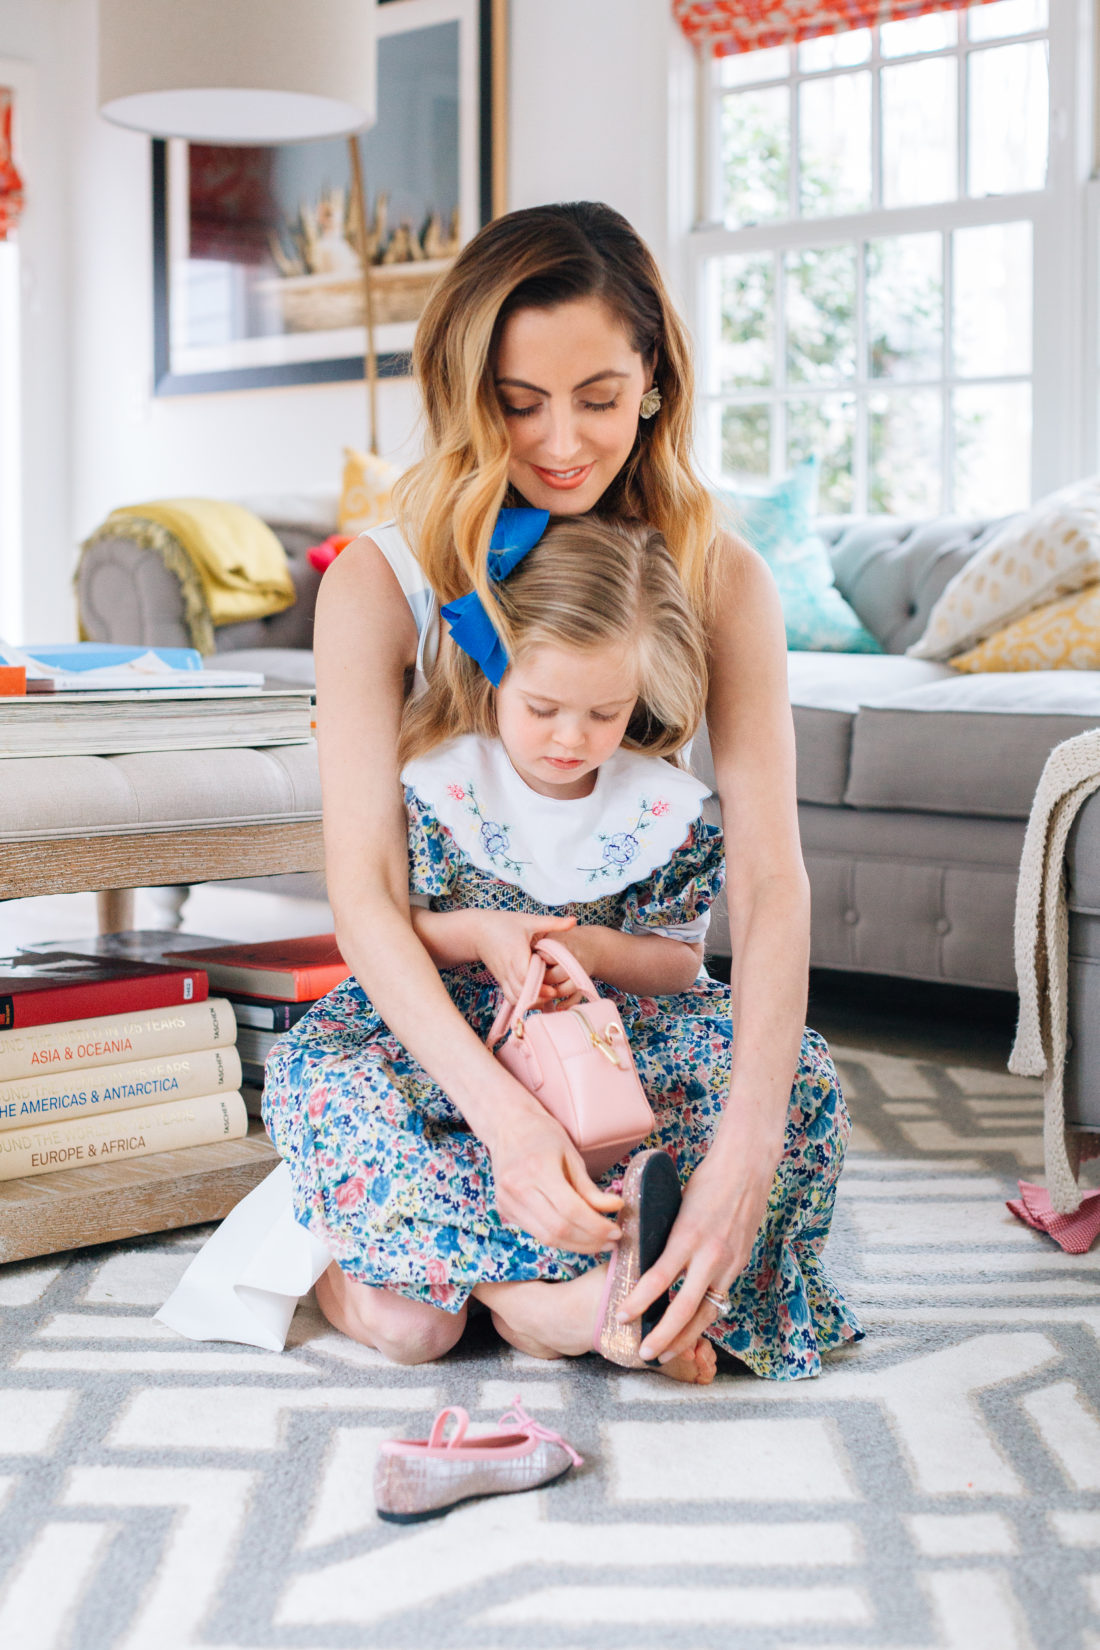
176 935 347 1002
0 667 25 696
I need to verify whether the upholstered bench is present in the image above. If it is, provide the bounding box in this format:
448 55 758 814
0 742 322 923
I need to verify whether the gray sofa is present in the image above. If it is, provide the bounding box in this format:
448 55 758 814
77 501 1100 1018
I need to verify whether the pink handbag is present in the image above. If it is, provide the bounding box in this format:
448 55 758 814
486 937 654 1177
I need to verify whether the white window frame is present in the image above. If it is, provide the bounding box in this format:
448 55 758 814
677 0 1096 513
0 56 31 643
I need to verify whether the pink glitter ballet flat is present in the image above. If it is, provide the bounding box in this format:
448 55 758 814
374 1400 583 1524
593 1147 682 1368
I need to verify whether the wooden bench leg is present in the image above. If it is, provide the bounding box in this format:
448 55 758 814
143 884 190 930
97 888 135 933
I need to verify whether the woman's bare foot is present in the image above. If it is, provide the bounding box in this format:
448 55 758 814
474 1269 717 1385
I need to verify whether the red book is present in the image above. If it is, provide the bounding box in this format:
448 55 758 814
173 934 347 1002
0 951 209 1031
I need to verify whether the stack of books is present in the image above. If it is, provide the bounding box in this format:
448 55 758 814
0 951 244 1181
26 930 348 1108
172 936 348 1090
0 641 313 757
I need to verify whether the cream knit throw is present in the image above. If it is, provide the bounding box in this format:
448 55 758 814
1010 728 1100 1213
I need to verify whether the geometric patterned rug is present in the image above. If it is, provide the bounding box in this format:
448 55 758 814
0 1044 1097 1650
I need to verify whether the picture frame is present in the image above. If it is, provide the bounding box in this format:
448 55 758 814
151 0 506 396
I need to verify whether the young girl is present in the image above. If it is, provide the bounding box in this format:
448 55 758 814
260 513 860 1383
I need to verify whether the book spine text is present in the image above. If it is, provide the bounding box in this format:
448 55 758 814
0 1045 242 1130
0 1090 248 1181
0 998 237 1083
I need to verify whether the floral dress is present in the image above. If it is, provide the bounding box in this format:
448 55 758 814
262 735 863 1380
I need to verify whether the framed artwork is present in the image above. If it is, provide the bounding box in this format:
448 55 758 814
151 0 506 395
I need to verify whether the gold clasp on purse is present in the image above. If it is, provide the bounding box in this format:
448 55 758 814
569 1007 623 1068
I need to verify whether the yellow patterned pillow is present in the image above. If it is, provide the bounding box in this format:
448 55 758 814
338 446 400 536
951 583 1100 672
908 474 1100 661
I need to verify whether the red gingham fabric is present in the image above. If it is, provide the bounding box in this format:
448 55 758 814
672 1 999 57
0 89 24 242
1007 1180 1100 1256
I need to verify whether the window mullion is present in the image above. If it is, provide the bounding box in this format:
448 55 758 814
943 226 955 513
854 235 868 514
774 249 787 472
789 62 800 221
957 14 968 202
870 29 883 211
709 62 724 227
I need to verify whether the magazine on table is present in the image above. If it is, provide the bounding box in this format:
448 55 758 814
0 639 264 693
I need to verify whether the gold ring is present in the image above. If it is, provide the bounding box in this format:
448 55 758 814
703 1287 730 1314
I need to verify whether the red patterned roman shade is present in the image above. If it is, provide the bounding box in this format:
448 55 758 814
0 89 24 241
673 1 997 56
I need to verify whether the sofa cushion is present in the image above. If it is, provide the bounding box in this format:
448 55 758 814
845 671 1100 818
908 474 1100 661
722 463 881 653
950 583 1100 673
787 653 953 805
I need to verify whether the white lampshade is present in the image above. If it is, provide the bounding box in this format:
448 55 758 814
99 0 376 143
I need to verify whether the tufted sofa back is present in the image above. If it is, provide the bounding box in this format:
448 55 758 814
78 500 1016 661
818 514 1013 654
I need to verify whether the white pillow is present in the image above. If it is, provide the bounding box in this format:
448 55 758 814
908 475 1100 662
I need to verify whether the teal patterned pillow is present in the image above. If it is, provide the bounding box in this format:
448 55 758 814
720 460 882 654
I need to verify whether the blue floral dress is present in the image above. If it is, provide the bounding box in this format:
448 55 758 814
262 735 863 1380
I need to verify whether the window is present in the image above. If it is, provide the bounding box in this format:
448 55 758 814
687 0 1087 516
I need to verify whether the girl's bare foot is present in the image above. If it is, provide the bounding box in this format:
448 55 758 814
474 1269 718 1385
316 1262 466 1364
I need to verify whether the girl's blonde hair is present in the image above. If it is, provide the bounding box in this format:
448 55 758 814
398 517 708 767
393 202 718 634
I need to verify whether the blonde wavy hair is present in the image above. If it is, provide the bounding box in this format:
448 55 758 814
393 202 718 635
398 517 708 768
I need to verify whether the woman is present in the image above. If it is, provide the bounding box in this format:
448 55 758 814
310 200 860 1377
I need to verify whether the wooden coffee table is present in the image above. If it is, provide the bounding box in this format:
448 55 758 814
0 753 325 1262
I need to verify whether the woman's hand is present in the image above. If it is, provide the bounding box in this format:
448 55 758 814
483 1094 624 1253
473 910 577 1003
617 1132 781 1362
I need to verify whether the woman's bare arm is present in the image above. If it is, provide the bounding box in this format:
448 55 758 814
621 536 811 1358
313 540 621 1251
705 536 809 1159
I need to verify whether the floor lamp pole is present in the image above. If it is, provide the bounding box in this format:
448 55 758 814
348 134 379 457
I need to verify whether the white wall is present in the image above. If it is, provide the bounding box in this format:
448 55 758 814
66 0 421 553
508 0 679 268
0 0 75 643
1 0 682 642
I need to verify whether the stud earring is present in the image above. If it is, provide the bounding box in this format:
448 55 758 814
639 387 662 419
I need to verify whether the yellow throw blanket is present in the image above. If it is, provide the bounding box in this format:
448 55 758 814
109 499 296 629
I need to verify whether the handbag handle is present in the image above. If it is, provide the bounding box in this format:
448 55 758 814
486 937 601 1049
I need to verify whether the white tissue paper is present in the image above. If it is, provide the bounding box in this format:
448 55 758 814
156 1163 332 1350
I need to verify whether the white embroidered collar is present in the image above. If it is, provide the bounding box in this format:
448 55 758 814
401 734 712 906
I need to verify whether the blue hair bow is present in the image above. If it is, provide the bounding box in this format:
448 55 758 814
440 507 550 686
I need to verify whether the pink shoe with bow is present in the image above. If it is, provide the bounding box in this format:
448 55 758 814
374 1400 583 1523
